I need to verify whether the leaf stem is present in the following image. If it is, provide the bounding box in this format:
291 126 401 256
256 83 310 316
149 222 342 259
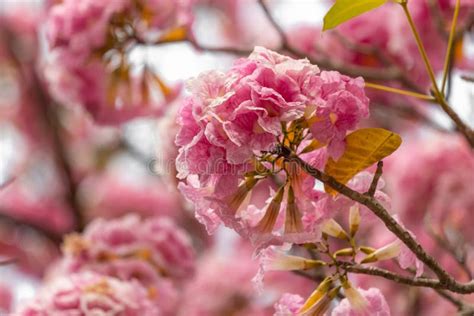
400 2 441 96
441 0 461 94
400 1 474 147
365 82 434 101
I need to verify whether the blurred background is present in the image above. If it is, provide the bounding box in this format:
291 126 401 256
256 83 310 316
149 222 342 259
0 0 473 314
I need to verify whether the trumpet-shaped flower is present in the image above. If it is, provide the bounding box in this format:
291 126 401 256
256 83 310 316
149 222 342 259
176 46 370 245
331 287 391 316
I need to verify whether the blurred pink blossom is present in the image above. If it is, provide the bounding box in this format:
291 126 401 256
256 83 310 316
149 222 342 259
17 272 159 315
331 287 391 316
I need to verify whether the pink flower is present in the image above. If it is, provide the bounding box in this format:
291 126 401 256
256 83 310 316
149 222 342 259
44 0 192 124
385 134 474 244
0 284 12 314
253 244 325 293
78 172 184 221
17 272 158 316
176 47 370 244
361 216 424 277
331 287 391 316
308 71 369 159
178 242 313 316
274 293 304 316
60 214 195 280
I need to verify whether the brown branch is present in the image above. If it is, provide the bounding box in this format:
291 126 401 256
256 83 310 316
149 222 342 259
343 261 474 311
461 75 474 83
0 257 17 266
425 221 473 280
435 290 465 310
286 152 474 294
367 161 383 197
427 0 449 39
343 264 445 289
332 31 391 66
0 177 15 191
0 212 62 244
371 101 449 133
0 25 86 231
436 96 474 147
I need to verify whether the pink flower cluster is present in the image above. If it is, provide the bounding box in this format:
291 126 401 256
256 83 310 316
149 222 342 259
44 0 193 124
331 287 391 316
18 215 195 315
176 47 369 243
17 272 159 315
385 134 474 278
386 135 474 239
59 214 195 280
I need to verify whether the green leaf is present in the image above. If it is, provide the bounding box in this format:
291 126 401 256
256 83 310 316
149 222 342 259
324 128 402 195
323 0 388 31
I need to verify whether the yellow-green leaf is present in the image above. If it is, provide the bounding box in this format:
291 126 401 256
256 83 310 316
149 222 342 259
323 0 387 31
324 128 402 195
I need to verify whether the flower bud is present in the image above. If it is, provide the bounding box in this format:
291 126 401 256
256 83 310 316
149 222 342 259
361 240 402 264
334 248 355 257
359 246 376 255
322 219 349 240
342 279 368 311
262 248 326 272
297 277 333 315
349 204 361 237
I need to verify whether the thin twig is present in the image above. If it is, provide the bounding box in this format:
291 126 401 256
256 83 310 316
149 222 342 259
365 82 434 101
370 101 449 133
343 264 445 290
461 75 474 83
436 289 465 310
441 0 461 94
367 161 383 197
425 221 473 280
427 0 449 39
345 263 474 313
0 257 17 266
0 212 62 244
401 2 440 95
0 177 15 190
400 2 474 147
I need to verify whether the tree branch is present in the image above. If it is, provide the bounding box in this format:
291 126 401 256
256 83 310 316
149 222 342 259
0 25 86 231
343 264 445 290
0 212 62 245
286 152 474 294
367 161 383 197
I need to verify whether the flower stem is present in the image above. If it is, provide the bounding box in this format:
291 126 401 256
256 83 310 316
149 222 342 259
441 0 461 94
400 1 474 148
400 2 441 96
365 82 434 101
